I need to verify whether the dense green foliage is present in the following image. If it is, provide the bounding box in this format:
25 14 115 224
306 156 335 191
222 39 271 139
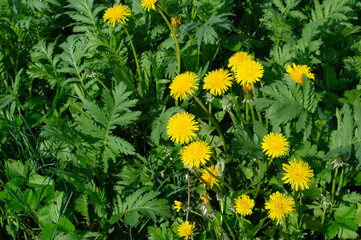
1 0 361 239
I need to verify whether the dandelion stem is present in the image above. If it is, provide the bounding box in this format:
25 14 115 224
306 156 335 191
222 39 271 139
337 167 344 195
158 9 181 74
331 167 338 203
224 216 236 240
282 220 288 233
186 170 191 221
320 206 327 231
189 209 204 218
122 25 143 83
228 110 239 126
245 101 249 123
193 95 227 153
249 102 256 123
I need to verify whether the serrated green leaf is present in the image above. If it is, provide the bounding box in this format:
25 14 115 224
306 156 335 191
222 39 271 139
323 220 340 239
110 189 170 226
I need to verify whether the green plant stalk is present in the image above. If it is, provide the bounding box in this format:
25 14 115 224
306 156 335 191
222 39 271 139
122 25 143 83
228 110 239 126
191 0 197 20
245 101 249 123
337 167 344 195
209 102 212 126
193 95 227 153
331 167 338 203
249 102 256 123
186 170 191 221
282 220 288 234
320 206 327 231
189 209 205 218
97 79 110 93
254 158 273 198
252 87 263 123
158 9 181 73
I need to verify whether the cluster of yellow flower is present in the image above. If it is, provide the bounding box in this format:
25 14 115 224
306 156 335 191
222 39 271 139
174 132 314 239
166 112 219 184
260 132 314 222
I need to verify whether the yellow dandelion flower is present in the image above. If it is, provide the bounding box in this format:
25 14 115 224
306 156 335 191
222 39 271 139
141 0 157 12
261 132 289 158
228 51 252 72
167 112 199 144
234 195 255 216
170 72 199 100
200 165 219 188
242 84 253 93
174 200 182 212
235 60 264 86
178 221 195 240
171 17 181 27
286 63 315 85
181 141 211 168
265 191 295 223
103 4 131 27
203 69 233 96
282 159 314 191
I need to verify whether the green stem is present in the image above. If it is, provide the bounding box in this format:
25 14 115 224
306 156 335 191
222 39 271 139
189 209 204 218
186 170 191 221
337 167 344 195
252 86 262 123
193 95 227 153
249 102 256 123
320 206 327 231
228 110 239 126
209 102 212 126
282 220 288 233
224 216 236 240
254 159 272 198
158 9 181 74
331 167 338 203
191 0 197 20
123 25 143 83
97 79 110 93
245 101 249 123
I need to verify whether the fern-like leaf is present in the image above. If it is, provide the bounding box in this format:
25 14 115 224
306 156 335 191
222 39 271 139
75 82 141 172
253 76 318 139
27 40 62 88
59 35 90 86
66 0 105 32
109 189 170 227
195 14 233 46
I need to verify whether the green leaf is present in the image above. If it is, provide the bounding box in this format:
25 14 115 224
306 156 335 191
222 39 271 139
5 160 28 179
342 192 361 204
232 128 263 158
75 194 90 225
335 204 356 221
66 0 105 32
195 14 233 46
110 189 170 227
75 82 141 172
323 220 340 239
151 107 183 145
253 77 318 139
